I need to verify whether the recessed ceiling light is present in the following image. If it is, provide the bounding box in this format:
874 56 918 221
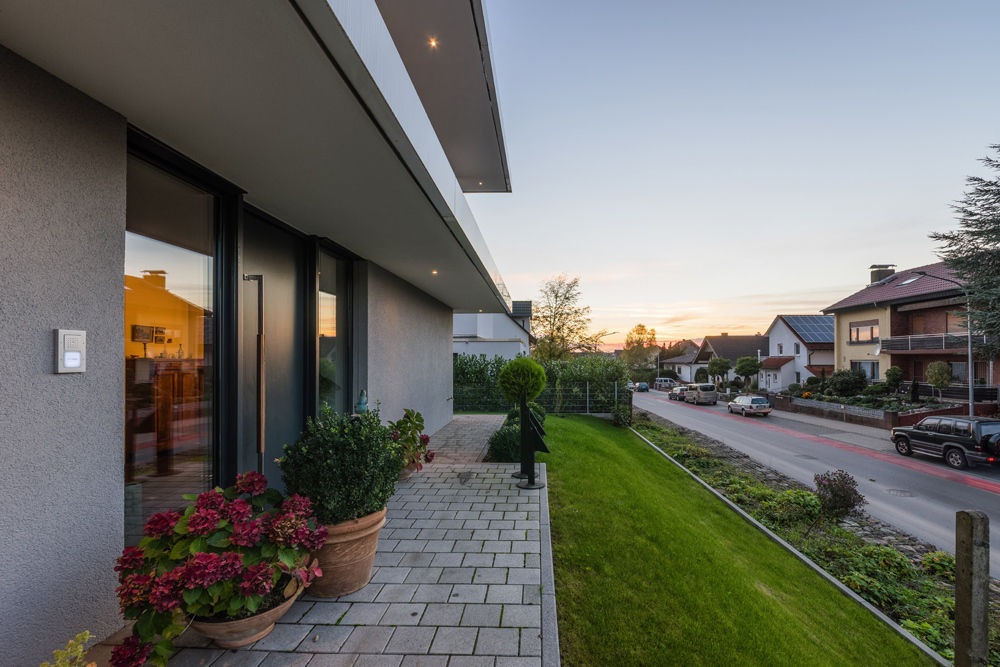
431 269 439 275
428 37 438 48
477 181 483 186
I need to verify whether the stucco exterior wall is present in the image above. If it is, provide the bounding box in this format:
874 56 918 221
0 46 126 663
832 305 892 379
366 263 454 434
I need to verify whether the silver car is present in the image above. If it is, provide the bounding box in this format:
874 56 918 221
728 395 771 417
684 383 718 405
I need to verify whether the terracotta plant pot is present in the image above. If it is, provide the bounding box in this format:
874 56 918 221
398 463 419 480
190 588 300 648
311 507 387 598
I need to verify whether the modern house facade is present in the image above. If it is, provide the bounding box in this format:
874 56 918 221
453 300 533 359
758 315 835 392
823 263 997 390
0 2 514 662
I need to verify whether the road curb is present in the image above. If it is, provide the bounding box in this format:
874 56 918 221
629 426 950 666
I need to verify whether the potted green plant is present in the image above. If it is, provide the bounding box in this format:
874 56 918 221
389 408 435 478
279 405 404 597
110 472 325 666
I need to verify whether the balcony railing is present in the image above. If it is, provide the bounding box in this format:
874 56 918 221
880 333 990 351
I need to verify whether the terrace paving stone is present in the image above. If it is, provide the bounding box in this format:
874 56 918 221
96 442 557 667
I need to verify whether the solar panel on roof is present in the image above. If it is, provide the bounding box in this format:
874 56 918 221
783 315 834 343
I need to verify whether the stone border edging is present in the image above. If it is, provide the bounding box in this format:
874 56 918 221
628 426 949 666
536 462 561 667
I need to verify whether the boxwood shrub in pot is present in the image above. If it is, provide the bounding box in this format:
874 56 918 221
279 405 404 597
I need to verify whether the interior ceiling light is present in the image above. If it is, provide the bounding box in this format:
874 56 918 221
428 37 438 48
431 269 439 275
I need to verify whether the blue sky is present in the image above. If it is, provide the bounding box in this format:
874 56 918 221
466 0 1000 344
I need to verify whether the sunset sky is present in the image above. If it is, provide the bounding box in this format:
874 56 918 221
465 0 1000 346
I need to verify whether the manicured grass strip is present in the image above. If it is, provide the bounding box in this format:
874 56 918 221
537 415 935 666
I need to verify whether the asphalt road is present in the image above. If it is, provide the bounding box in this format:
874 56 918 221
633 390 1000 573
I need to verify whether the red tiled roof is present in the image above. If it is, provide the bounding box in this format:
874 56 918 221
823 262 962 313
806 365 834 376
760 356 794 369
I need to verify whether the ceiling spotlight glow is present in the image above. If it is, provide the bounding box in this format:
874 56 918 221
428 37 438 48
431 269 439 275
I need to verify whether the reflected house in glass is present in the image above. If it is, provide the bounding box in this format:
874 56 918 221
0 1 516 662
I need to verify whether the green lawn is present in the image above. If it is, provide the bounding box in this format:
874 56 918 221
536 415 934 666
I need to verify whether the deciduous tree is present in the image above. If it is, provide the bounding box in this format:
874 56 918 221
621 323 658 371
531 274 610 361
734 356 762 390
926 361 952 399
706 357 732 385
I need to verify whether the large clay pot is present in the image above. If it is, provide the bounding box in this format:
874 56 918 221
398 463 419 480
311 507 387 598
190 589 300 648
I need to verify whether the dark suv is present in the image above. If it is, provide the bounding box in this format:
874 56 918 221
890 416 1000 469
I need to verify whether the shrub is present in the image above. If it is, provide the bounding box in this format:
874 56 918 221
863 383 889 397
926 361 952 399
506 401 546 425
486 424 521 462
921 551 956 581
826 370 868 397
281 405 403 525
758 489 821 527
498 357 547 403
694 367 709 382
814 470 866 520
41 631 92 667
805 376 822 387
612 402 632 427
388 409 433 470
884 366 904 392
786 383 802 396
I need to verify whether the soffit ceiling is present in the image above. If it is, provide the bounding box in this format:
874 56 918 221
0 0 508 312
375 0 510 193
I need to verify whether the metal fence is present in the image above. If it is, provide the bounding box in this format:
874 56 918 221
790 396 885 419
453 381 632 414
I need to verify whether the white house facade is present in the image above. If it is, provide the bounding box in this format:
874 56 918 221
453 301 532 359
758 315 835 392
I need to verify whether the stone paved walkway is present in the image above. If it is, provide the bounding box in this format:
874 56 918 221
158 464 557 667
429 415 506 463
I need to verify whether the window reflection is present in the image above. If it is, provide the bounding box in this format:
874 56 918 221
318 252 348 411
124 156 215 546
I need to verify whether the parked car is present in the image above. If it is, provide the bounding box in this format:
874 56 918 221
627 381 635 391
728 395 771 417
654 377 677 390
890 416 1000 469
684 383 718 405
669 386 687 401
635 382 649 392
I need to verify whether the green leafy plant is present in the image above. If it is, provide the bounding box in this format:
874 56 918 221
814 469 866 520
786 383 802 396
826 369 868 397
694 367 709 382
498 357 547 403
759 489 821 527
280 405 403 526
884 366 904 393
486 423 521 462
926 361 952 399
111 472 325 666
612 402 632 427
41 631 94 667
506 401 547 425
921 551 956 581
388 409 434 470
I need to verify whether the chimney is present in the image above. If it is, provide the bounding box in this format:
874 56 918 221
869 264 896 284
720 332 728 337
142 270 167 288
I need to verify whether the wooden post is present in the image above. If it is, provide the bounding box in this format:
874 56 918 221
955 510 989 667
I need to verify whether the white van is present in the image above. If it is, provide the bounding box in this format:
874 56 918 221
684 383 718 405
654 377 677 390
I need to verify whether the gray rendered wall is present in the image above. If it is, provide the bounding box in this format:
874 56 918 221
0 46 126 662
365 263 454 434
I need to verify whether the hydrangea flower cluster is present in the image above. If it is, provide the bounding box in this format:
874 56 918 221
111 472 325 667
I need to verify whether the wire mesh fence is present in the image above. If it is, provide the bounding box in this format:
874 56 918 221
454 381 632 414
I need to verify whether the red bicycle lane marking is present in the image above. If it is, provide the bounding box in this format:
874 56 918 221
642 393 1000 496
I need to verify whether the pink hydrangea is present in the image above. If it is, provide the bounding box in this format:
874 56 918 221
221 498 253 523
230 519 264 547
195 489 225 511
181 552 243 589
116 573 153 611
148 569 183 613
110 636 153 667
295 524 328 551
238 562 275 597
235 471 268 496
114 546 145 579
188 507 221 536
281 494 313 517
419 434 430 446
143 510 181 538
425 450 436 463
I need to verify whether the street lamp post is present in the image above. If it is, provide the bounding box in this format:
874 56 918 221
914 271 974 417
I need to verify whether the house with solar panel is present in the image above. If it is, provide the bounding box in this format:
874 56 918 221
758 315 835 392
453 300 534 359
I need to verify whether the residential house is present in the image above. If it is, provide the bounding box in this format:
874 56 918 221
659 340 704 382
0 2 515 662
758 315 835 392
453 300 533 359
694 333 769 384
822 263 997 391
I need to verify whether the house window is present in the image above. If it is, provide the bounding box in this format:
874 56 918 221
124 155 217 546
795 372 801 384
849 320 880 344
317 250 350 412
850 360 879 381
949 362 968 383
794 342 800 355
777 343 783 354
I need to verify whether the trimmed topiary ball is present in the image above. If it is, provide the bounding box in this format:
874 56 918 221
497 357 546 403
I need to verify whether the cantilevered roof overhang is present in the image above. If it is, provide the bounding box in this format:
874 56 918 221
0 0 511 313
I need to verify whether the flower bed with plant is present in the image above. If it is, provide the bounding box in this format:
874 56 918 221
389 408 435 470
780 369 946 413
632 416 1000 664
110 471 325 667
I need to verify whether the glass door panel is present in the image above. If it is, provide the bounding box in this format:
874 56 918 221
318 251 349 412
